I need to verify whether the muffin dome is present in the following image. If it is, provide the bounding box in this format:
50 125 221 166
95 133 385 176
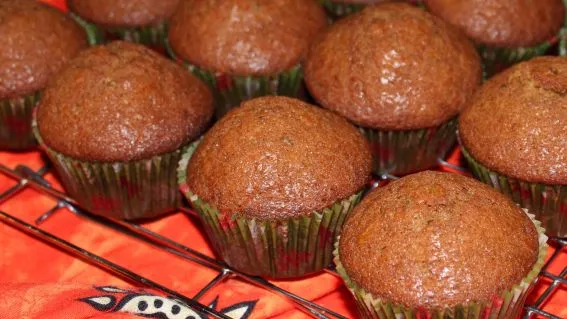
424 0 565 47
186 96 372 220
339 171 540 308
168 0 328 76
459 56 567 185
67 0 181 27
37 41 213 162
0 0 87 99
305 2 481 130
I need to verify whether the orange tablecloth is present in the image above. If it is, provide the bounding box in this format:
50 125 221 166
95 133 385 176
0 1 565 318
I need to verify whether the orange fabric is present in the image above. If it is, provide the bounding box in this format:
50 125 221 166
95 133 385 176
0 1 565 318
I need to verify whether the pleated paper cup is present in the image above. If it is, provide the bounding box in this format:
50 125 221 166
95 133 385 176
177 142 364 278
33 120 190 220
461 145 567 237
361 118 457 177
0 91 40 150
479 40 556 79
70 12 169 49
166 41 303 119
320 0 365 18
333 213 548 319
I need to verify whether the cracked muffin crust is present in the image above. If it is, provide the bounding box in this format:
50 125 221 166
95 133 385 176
305 2 481 130
37 41 213 162
186 96 372 220
0 0 87 99
459 56 567 185
338 171 539 308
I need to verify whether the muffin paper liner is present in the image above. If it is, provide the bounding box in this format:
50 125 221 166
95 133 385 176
166 41 303 119
0 91 40 150
560 27 567 57
333 212 548 319
33 121 189 220
361 118 457 176
70 12 169 48
478 41 556 79
320 0 365 18
477 0 567 77
560 0 567 57
177 142 364 278
461 145 567 238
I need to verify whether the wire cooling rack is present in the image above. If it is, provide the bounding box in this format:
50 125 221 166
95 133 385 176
0 155 565 319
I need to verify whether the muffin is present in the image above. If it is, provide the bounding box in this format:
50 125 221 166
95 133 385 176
0 0 87 150
167 0 328 118
178 96 372 278
335 171 547 319
35 41 213 220
424 0 566 77
305 3 481 176
68 0 180 48
459 56 567 237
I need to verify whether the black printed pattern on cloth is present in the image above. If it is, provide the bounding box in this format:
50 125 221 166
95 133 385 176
79 286 257 319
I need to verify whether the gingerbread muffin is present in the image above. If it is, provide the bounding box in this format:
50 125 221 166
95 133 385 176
167 0 328 118
335 171 546 318
459 56 567 237
178 96 372 278
0 0 87 149
35 41 213 220
68 0 181 47
424 0 566 77
305 3 481 176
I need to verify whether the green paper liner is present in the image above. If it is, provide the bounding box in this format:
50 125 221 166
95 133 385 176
177 142 364 278
361 118 457 176
320 0 365 18
560 0 567 57
333 212 548 319
320 0 424 19
33 121 189 220
560 27 567 57
461 145 567 237
166 41 303 119
70 12 169 48
0 91 40 150
479 41 556 79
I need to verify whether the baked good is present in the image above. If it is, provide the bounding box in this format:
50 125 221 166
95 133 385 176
167 0 328 118
68 0 181 48
0 0 87 149
335 171 546 318
35 41 213 220
424 0 566 77
459 56 567 236
305 2 481 175
178 96 372 278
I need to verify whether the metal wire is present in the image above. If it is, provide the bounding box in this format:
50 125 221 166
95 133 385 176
0 157 565 319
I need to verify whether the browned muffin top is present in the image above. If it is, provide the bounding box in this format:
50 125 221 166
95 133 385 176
68 0 181 27
339 171 539 309
168 0 328 76
425 0 565 47
187 96 372 220
37 41 213 162
0 0 87 99
305 3 481 130
459 56 567 185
